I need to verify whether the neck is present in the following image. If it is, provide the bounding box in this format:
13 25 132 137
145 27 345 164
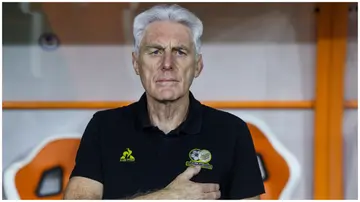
146 92 190 134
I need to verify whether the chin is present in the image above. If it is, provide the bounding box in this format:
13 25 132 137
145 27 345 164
154 89 183 102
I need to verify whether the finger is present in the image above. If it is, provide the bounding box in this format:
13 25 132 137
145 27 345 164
202 191 221 200
200 183 220 193
179 166 201 180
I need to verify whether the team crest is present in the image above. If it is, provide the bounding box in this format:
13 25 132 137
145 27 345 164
185 148 213 170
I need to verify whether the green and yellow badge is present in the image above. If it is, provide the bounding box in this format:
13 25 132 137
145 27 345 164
185 148 213 170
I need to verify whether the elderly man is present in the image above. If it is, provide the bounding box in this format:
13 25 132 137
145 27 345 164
64 4 265 200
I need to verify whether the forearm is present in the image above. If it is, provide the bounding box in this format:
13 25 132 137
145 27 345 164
129 189 173 200
63 190 102 200
63 177 103 200
243 195 260 200
63 187 102 199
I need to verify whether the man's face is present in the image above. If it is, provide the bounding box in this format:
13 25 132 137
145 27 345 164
132 21 203 102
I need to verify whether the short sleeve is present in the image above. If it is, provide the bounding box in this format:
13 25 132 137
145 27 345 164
70 113 103 184
228 121 265 199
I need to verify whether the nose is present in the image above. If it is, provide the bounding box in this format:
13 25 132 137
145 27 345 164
162 51 173 70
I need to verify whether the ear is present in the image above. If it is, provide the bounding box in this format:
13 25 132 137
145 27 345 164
132 52 140 75
194 54 204 78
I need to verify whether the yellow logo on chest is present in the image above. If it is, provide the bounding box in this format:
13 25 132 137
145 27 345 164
120 148 135 162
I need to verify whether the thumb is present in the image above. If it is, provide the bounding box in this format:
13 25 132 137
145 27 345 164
180 166 201 180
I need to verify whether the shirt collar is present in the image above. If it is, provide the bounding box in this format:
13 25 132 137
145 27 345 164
135 91 203 135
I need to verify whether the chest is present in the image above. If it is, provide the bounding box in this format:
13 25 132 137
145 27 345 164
100 131 234 199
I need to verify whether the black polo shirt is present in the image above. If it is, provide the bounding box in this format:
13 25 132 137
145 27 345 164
70 92 265 199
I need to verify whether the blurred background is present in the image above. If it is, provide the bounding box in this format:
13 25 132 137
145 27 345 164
2 2 358 200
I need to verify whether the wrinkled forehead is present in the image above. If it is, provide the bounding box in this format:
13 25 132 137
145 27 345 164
141 21 194 48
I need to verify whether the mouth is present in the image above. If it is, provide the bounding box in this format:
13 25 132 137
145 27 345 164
156 79 179 83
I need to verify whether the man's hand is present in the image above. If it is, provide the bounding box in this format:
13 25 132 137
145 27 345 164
133 166 221 200
165 166 221 199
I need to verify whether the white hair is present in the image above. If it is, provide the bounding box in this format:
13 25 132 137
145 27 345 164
132 4 203 55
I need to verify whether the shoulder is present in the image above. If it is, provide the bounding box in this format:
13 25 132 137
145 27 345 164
92 102 138 120
201 105 252 142
202 105 248 130
88 102 139 128
81 103 139 142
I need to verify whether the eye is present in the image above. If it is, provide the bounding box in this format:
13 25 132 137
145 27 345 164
150 49 163 55
175 49 187 56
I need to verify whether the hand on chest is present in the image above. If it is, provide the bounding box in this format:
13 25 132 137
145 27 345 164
102 135 233 199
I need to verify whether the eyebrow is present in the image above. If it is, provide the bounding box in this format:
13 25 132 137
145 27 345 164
144 44 164 50
173 45 190 52
144 44 190 52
